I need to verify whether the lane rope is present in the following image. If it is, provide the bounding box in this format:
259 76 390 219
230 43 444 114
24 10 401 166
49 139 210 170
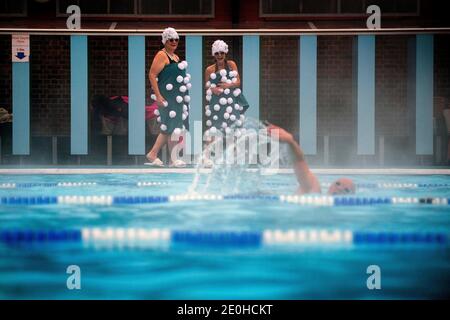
0 228 446 247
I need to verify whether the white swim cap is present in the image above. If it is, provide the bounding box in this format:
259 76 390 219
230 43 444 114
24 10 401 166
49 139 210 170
212 40 229 56
162 27 179 45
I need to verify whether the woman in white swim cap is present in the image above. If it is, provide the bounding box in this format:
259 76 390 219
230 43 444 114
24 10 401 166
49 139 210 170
146 27 189 168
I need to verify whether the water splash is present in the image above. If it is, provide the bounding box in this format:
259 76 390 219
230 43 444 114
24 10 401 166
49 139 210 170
188 118 292 195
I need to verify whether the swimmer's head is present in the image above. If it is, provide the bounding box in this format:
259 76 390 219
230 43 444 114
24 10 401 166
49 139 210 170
161 27 179 47
212 40 228 59
327 178 356 196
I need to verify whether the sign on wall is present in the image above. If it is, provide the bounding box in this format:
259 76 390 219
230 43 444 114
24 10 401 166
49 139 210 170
12 34 30 62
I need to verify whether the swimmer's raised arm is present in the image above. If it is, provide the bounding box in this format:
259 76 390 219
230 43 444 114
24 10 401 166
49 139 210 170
267 124 321 194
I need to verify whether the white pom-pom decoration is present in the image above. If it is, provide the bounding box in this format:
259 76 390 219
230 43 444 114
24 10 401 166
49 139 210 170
210 73 217 80
186 83 192 89
224 88 230 95
206 89 212 96
227 97 233 104
213 104 220 111
151 94 156 100
163 101 168 107
169 111 176 118
184 95 191 103
176 75 184 83
219 98 227 105
236 120 242 126
222 122 227 128
178 63 185 70
213 115 218 121
184 77 189 84
223 113 230 120
160 124 167 131
182 113 187 120
154 109 160 116
206 120 212 127
206 81 211 88
210 83 216 88
229 70 236 77
186 73 191 79
230 114 236 121
179 85 187 93
176 96 183 103
226 106 233 113
183 105 188 112
157 116 161 123
210 127 217 134
233 89 241 97
219 69 227 76
206 95 212 102
205 105 210 110
232 77 238 83
173 127 181 135
221 76 228 83
226 79 232 84
205 110 212 117
234 104 240 110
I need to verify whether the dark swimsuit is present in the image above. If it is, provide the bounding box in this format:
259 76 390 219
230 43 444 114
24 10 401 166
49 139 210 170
205 62 249 132
154 51 190 134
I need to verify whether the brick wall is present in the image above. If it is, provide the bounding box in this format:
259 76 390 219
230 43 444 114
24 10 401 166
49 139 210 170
435 34 450 111
30 36 70 136
375 35 410 137
89 36 129 101
0 36 12 113
317 36 354 137
1 33 450 164
260 36 299 136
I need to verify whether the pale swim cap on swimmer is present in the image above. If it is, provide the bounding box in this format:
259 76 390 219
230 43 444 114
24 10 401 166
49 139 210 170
211 40 229 56
161 27 179 45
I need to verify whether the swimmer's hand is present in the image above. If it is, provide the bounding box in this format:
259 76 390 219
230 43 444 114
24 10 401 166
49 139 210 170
267 124 294 144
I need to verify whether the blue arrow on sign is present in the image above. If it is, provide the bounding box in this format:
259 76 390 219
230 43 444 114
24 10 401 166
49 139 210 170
16 52 26 59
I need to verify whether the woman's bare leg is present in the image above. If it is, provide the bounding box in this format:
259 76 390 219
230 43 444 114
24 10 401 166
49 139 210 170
146 133 168 161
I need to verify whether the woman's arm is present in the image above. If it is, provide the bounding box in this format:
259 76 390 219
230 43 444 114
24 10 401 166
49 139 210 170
149 51 167 106
205 65 223 95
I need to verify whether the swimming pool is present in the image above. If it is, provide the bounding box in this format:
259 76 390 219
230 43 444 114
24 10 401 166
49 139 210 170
0 170 449 299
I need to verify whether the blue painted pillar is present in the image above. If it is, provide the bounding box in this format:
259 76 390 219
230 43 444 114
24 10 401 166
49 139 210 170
12 59 30 155
242 35 260 121
356 35 376 155
415 35 434 155
128 36 146 155
299 35 317 155
186 35 203 155
70 35 88 155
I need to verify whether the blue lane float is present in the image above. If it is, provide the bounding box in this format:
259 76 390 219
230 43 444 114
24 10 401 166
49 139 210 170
0 195 449 206
0 228 447 247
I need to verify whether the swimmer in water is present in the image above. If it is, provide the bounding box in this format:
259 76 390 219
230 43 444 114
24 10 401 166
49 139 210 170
267 124 356 195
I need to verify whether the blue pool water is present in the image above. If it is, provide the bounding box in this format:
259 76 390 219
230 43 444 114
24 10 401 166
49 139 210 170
0 172 449 299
